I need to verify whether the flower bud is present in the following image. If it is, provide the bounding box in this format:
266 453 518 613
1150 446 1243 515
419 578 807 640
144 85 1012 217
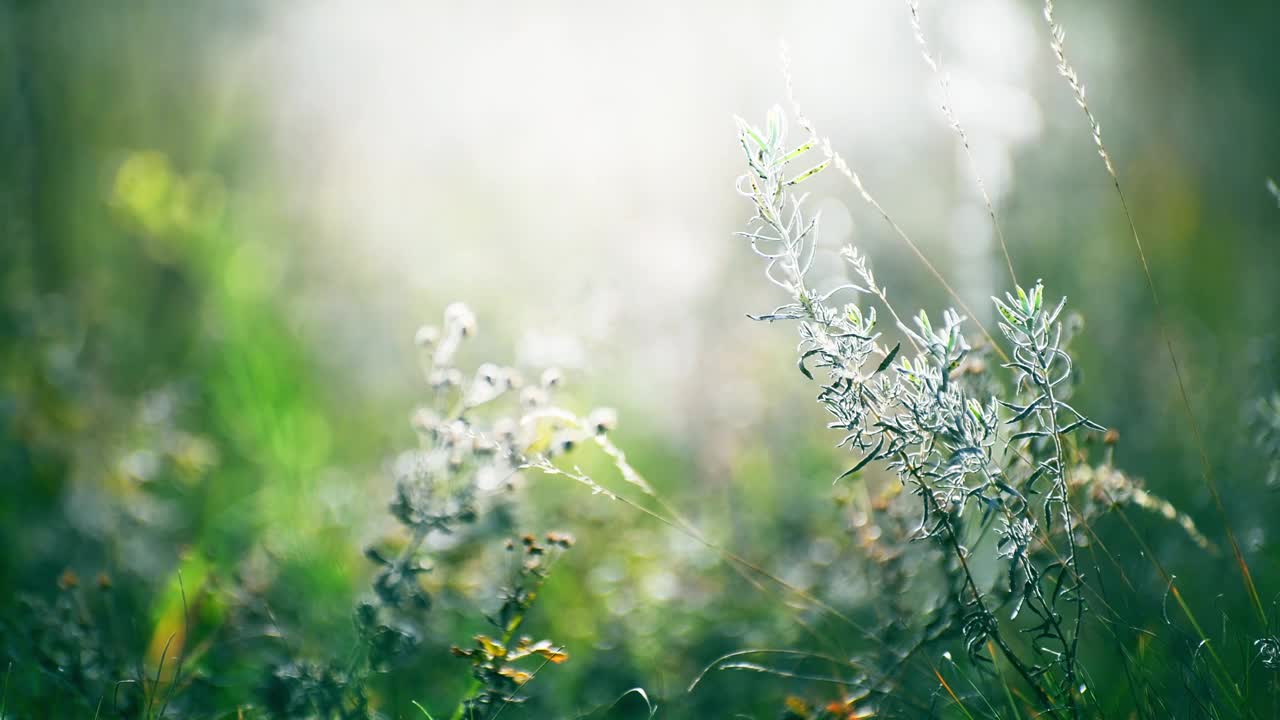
587 407 618 435
414 325 440 348
540 368 563 389
443 302 477 337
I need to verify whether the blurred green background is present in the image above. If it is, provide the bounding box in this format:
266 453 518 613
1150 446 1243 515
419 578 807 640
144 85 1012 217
1 0 1278 717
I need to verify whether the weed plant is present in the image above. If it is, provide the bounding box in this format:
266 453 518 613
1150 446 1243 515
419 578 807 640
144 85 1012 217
710 3 1280 717
1 2 1278 719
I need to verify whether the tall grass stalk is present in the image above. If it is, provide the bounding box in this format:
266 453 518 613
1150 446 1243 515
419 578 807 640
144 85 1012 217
1042 0 1266 625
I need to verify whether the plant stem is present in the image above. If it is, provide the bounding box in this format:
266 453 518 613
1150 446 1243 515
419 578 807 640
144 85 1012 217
1034 342 1082 720
902 452 1061 718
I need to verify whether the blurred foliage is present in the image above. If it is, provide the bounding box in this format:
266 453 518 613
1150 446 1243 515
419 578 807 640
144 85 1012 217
1 0 1278 718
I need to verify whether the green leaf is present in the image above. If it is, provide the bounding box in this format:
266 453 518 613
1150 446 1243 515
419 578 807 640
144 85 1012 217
781 140 815 165
967 399 984 422
875 343 901 374
736 117 769 151
917 310 932 336
766 106 784 144
784 160 829 186
993 298 1020 326
1046 296 1067 325
835 437 884 483
1010 430 1049 442
1003 397 1046 423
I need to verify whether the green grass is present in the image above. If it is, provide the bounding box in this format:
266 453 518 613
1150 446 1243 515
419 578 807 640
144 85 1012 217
1 1 1279 718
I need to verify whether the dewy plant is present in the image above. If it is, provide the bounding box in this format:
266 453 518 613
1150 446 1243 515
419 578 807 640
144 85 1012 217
724 86 1270 714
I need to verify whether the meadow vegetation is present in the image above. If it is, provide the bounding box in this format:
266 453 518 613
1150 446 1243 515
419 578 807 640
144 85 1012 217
2 1 1279 718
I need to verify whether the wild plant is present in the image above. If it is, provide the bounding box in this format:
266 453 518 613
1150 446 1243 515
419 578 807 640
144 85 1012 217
0 378 223 718
265 302 606 719
1 571 140 715
447 533 573 719
734 102 1111 714
723 0 1280 708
